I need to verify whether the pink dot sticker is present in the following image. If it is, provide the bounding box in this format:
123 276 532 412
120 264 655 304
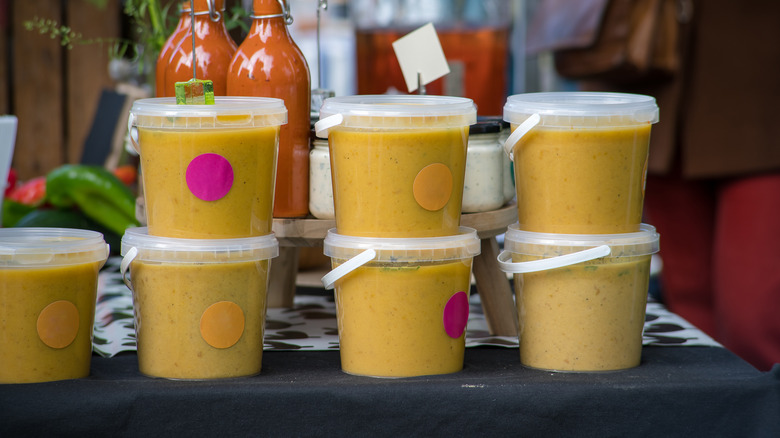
443 291 469 339
186 153 234 201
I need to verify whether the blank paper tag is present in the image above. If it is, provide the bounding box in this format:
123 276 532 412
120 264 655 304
392 22 450 93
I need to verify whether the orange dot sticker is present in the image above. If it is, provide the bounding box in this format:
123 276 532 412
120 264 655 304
200 301 245 349
413 163 453 211
37 300 80 349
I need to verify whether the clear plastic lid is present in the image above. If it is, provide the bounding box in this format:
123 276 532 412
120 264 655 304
0 228 109 267
323 227 481 263
503 92 659 128
504 223 660 258
120 227 279 263
129 96 288 129
317 95 477 131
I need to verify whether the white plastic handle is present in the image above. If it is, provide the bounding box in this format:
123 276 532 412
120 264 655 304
503 113 541 160
314 113 344 138
497 244 612 274
127 113 140 154
120 246 138 290
100 243 110 269
321 248 376 290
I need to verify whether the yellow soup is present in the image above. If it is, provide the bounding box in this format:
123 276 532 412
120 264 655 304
329 127 468 237
138 126 279 239
0 262 101 383
334 260 472 377
130 259 269 379
513 255 651 371
510 124 651 234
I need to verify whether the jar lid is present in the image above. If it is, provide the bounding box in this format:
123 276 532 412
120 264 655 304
323 227 481 262
129 96 288 129
470 117 503 135
503 92 659 128
317 95 477 134
0 228 109 267
120 227 279 263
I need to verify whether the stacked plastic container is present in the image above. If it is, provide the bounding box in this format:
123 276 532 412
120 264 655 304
0 228 109 383
499 92 661 372
122 97 287 379
314 95 481 377
308 116 516 219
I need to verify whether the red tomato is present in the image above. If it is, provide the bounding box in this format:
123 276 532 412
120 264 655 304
113 165 137 186
4 168 17 197
7 176 46 205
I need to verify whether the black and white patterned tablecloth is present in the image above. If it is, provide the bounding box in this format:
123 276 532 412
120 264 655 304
93 257 720 358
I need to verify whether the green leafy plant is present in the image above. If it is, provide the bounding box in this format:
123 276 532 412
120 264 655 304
122 0 176 61
23 18 88 50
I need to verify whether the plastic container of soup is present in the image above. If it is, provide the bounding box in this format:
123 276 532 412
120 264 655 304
120 228 278 379
323 227 481 377
128 96 287 239
498 223 660 372
503 92 659 234
310 119 505 218
0 228 109 383
316 95 477 237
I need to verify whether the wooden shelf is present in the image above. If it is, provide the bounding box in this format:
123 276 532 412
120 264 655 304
271 202 518 246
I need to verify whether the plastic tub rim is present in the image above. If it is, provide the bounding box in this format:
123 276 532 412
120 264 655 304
129 96 289 127
120 227 280 262
0 227 109 266
323 226 481 262
318 94 478 130
503 223 660 257
503 91 659 126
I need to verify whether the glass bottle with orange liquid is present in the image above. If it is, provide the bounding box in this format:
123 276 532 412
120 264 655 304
161 0 238 97
227 0 311 218
155 1 190 97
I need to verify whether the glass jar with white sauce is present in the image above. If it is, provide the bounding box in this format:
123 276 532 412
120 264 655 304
309 135 335 219
462 118 505 213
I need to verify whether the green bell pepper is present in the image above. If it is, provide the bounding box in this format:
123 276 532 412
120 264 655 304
2 199 36 227
46 164 140 235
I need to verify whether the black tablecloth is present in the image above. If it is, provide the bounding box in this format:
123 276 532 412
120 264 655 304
2 346 779 437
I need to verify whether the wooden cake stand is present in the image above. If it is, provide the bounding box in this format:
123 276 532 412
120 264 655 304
270 203 519 336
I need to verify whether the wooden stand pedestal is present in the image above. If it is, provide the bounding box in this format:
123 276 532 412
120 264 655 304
269 204 518 336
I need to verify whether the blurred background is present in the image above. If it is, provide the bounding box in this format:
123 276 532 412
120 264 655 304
0 0 566 181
